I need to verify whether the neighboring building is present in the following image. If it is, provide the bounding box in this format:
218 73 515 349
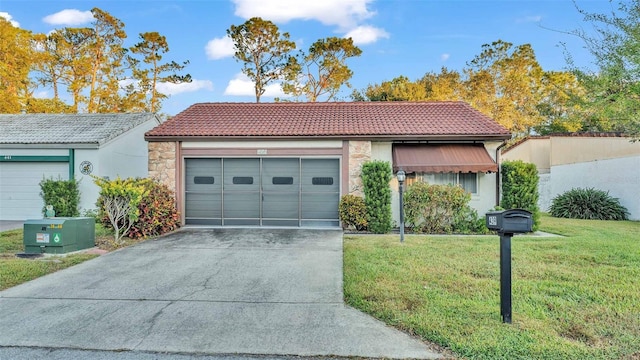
145 102 511 228
502 133 640 220
0 113 161 220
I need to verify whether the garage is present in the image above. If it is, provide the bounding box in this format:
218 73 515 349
184 157 340 227
0 161 68 220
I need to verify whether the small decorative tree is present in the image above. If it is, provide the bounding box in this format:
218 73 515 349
93 176 146 244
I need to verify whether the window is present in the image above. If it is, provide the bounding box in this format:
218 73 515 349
232 177 254 185
272 177 294 185
312 177 334 185
193 176 215 184
416 172 478 194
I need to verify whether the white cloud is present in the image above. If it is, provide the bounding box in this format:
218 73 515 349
0 12 20 27
205 36 235 60
516 15 542 23
223 73 286 98
43 9 94 26
344 25 389 45
33 91 50 99
441 53 450 62
232 0 374 29
157 79 213 95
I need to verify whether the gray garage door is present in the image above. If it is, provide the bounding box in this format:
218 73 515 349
185 158 340 227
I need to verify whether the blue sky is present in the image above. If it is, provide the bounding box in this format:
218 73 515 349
1 0 612 115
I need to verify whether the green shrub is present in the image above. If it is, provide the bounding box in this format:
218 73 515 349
94 176 146 244
501 160 540 231
404 181 485 234
550 188 629 220
96 177 180 241
361 161 392 234
339 194 368 231
127 178 180 239
39 177 80 217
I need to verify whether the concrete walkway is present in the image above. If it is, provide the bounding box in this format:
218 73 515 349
0 228 442 359
0 220 23 232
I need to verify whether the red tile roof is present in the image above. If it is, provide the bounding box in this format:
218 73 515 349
145 102 511 140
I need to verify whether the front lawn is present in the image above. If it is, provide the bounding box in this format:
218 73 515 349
0 228 98 291
0 223 163 291
343 215 640 359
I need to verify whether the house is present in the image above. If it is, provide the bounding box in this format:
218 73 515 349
144 102 511 227
502 133 640 220
0 113 161 220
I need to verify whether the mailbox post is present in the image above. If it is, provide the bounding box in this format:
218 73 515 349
485 209 533 323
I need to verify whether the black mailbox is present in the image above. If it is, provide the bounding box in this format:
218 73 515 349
486 209 533 234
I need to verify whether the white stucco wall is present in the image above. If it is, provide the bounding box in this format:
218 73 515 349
538 173 552 212
73 148 100 212
74 119 158 213
549 155 640 220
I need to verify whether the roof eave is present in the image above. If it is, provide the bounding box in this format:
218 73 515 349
145 133 512 142
0 143 100 149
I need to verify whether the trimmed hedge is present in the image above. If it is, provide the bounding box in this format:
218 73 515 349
39 177 80 217
339 194 368 231
404 181 488 234
501 160 540 231
361 161 392 234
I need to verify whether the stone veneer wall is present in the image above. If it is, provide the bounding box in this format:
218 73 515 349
148 141 176 192
348 140 371 196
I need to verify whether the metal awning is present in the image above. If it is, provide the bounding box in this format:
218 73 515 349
392 144 498 173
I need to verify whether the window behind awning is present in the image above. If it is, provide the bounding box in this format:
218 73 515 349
392 144 498 173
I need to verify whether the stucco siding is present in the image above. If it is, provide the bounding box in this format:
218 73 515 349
550 137 639 166
502 138 551 173
550 155 640 220
76 119 157 213
537 173 552 212
182 140 342 149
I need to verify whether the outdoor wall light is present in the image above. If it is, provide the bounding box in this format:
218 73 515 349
397 170 406 242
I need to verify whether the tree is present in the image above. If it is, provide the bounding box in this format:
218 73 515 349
86 8 127 113
227 17 296 102
354 75 427 101
33 28 93 112
534 71 585 134
566 0 640 138
466 40 545 135
420 67 464 101
129 31 191 113
0 17 33 113
283 37 362 101
25 98 75 114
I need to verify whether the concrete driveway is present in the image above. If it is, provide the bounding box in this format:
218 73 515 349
0 228 441 359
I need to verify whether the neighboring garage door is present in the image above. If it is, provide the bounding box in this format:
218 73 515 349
185 158 340 227
0 162 68 220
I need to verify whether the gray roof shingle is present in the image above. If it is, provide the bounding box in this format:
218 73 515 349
0 113 160 145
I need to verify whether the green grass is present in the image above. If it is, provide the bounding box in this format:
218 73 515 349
343 215 640 360
0 228 98 291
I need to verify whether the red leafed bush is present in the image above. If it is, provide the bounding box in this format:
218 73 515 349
126 178 180 239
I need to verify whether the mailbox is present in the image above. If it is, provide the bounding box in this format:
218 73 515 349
486 209 533 234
